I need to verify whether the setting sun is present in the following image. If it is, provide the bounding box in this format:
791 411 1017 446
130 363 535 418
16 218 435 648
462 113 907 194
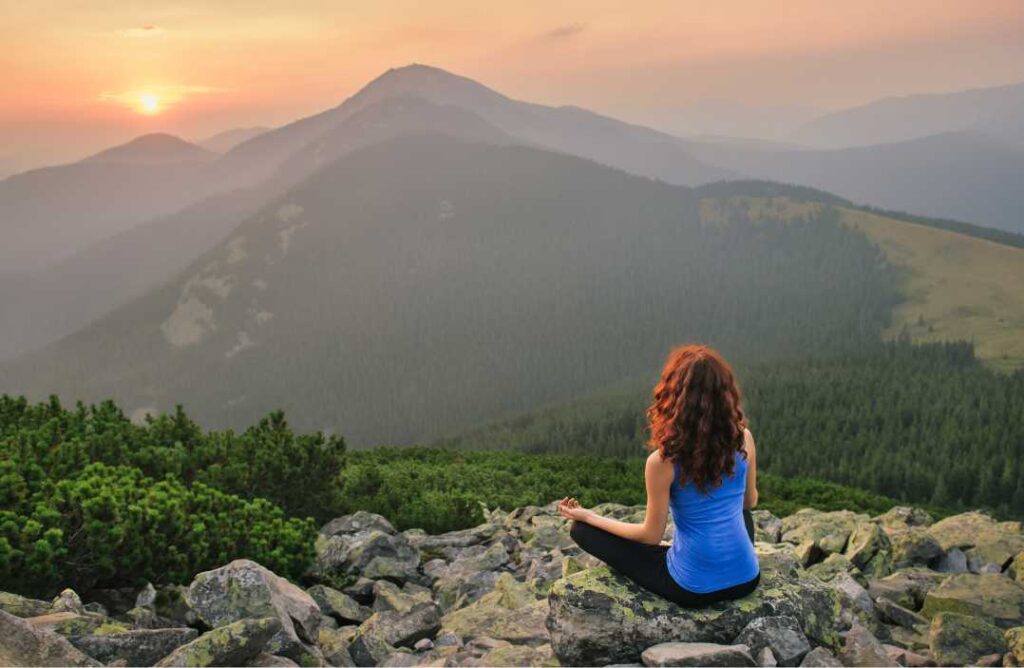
139 92 160 114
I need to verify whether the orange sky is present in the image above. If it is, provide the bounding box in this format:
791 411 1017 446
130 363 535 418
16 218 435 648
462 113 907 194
2 0 1024 173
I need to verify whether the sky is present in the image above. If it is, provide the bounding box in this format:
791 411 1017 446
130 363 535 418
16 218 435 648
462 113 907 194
2 0 1024 174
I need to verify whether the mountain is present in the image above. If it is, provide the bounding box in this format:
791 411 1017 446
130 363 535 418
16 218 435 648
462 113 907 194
685 131 1024 234
199 126 270 153
0 134 897 444
795 81 1024 148
82 132 216 164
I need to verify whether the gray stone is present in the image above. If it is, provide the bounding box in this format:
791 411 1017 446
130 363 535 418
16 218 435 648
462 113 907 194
155 617 281 667
756 646 779 667
321 511 397 537
307 584 371 624
936 547 969 573
248 652 301 666
68 628 198 666
51 589 85 615
751 510 783 543
734 616 811 666
889 528 944 569
928 612 1007 666
875 597 927 631
0 609 101 666
641 642 755 667
837 624 898 667
186 559 321 661
798 647 843 667
0 591 53 618
313 529 420 584
136 582 158 610
348 602 442 666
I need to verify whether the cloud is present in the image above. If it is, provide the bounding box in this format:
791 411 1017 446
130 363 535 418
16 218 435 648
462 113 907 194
117 25 166 38
540 23 585 41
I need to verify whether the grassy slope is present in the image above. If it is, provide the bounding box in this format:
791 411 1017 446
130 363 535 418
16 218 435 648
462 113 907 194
700 196 1024 371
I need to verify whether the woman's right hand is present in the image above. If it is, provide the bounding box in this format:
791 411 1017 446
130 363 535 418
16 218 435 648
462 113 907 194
558 497 593 522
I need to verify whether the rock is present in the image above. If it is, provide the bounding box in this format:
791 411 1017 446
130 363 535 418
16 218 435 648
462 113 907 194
882 644 932 667
781 509 866 556
343 578 376 604
51 589 86 614
321 511 397 537
757 646 779 667
477 643 558 667
935 548 968 573
123 605 174 630
831 571 878 632
875 507 934 532
307 585 371 624
136 582 158 609
68 628 198 666
372 580 433 613
641 642 756 667
348 602 442 666
927 512 1024 574
27 611 121 637
868 568 949 611
887 626 929 652
249 652 301 666
735 616 811 667
1005 627 1024 663
921 573 1024 627
795 541 825 568
875 597 928 631
0 591 53 618
799 647 843 667
414 638 434 651
844 522 892 576
153 585 201 627
546 562 841 666
409 523 500 559
0 609 101 666
1009 552 1023 583
751 510 783 543
889 528 944 569
806 554 866 586
441 573 548 645
155 616 281 667
186 559 321 661
319 626 358 666
430 542 510 610
85 588 138 617
313 529 420 584
837 624 898 667
928 612 1007 666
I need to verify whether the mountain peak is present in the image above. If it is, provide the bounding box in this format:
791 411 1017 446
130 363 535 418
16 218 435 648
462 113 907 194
353 63 507 109
83 133 215 165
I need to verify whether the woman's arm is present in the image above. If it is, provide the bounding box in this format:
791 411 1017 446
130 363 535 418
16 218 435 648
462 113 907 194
743 428 759 509
559 450 674 545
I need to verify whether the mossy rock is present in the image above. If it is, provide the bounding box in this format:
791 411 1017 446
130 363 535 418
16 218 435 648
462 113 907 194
155 616 281 667
928 612 1007 666
478 643 559 667
927 512 1024 571
921 573 1024 628
546 562 841 666
781 509 868 555
0 591 52 618
441 573 549 645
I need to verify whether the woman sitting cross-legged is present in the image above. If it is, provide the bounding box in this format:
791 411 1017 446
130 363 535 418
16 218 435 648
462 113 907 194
559 344 760 607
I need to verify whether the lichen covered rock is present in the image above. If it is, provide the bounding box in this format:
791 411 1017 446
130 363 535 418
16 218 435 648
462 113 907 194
921 572 1024 627
546 560 841 666
154 617 281 667
927 512 1024 573
0 609 101 667
928 612 1007 667
68 627 199 666
641 641 755 667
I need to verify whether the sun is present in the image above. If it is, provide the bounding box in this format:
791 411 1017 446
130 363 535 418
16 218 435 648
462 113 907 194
138 93 160 115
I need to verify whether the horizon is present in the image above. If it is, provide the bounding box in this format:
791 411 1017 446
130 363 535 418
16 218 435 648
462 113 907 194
3 0 1024 176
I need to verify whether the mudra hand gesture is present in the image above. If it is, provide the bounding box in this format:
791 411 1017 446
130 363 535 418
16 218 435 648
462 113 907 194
558 497 592 522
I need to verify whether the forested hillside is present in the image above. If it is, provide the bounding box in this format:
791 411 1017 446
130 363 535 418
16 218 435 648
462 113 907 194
441 341 1024 519
1 136 898 444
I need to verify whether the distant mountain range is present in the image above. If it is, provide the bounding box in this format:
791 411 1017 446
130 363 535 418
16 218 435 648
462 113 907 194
794 81 1024 148
199 126 269 153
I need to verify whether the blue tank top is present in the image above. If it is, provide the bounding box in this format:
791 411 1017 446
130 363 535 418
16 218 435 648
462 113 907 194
666 451 759 593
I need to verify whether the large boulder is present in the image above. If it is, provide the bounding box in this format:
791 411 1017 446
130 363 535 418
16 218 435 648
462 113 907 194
868 568 949 611
306 585 371 625
734 615 811 666
407 523 500 560
888 528 944 569
927 512 1024 573
836 624 897 667
751 510 784 543
68 628 198 666
843 522 892 577
321 511 397 537
155 617 281 667
1006 626 1024 664
641 642 756 667
0 591 53 618
874 507 934 532
0 609 101 667
781 510 867 557
348 602 442 666
313 522 420 584
546 560 841 666
928 612 1007 666
920 572 1024 627
186 559 321 661
441 573 549 646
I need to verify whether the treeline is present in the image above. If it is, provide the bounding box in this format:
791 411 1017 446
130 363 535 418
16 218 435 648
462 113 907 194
0 394 901 596
441 340 1024 518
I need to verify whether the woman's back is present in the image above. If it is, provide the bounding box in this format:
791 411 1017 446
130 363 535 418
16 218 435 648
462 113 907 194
667 450 759 593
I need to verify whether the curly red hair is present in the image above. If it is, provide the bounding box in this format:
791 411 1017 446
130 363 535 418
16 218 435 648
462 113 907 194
646 344 748 493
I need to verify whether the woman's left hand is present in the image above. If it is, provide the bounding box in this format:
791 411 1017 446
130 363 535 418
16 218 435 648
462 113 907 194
558 497 593 522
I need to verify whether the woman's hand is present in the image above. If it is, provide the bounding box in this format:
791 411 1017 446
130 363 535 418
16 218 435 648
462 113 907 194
558 497 594 523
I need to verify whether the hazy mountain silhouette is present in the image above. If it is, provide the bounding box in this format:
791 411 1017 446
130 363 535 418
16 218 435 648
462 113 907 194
685 131 1024 234
83 133 216 164
795 81 1024 147
199 126 270 153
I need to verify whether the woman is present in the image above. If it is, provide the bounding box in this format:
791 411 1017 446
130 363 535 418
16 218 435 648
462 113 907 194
559 344 760 606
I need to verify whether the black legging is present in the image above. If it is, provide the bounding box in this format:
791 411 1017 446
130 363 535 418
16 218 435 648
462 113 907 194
568 509 759 607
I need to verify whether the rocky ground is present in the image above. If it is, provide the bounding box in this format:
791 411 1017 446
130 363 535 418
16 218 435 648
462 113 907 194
2 503 1024 667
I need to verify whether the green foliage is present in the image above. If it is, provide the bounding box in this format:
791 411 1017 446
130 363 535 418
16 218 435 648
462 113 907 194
441 341 1024 519
336 447 900 534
